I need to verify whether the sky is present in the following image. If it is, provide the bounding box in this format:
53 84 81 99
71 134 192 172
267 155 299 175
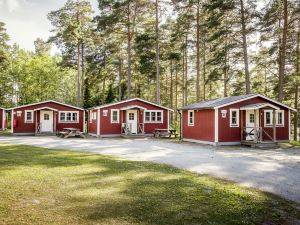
0 0 98 54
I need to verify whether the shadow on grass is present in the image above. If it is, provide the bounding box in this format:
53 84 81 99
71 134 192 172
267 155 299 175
0 144 299 225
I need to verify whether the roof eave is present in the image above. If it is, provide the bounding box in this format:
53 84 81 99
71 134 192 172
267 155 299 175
93 98 174 112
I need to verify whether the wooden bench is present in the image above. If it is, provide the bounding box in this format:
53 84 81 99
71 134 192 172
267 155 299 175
57 128 85 138
153 129 178 138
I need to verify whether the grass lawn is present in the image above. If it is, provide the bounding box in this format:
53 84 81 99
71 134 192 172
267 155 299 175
290 140 300 147
0 144 299 225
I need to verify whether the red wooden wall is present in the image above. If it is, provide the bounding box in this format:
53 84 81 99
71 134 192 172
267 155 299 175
88 99 169 136
12 102 84 134
182 109 215 142
218 96 289 142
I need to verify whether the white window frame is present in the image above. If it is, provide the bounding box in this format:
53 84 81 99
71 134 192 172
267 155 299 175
24 110 34 123
276 110 284 127
264 110 273 127
110 109 120 123
229 109 239 127
58 111 79 123
188 110 194 126
144 110 164 123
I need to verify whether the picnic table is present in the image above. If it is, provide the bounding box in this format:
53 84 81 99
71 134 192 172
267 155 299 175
153 129 178 138
57 128 85 138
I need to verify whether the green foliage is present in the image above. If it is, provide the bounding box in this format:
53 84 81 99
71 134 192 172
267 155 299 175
105 84 116 103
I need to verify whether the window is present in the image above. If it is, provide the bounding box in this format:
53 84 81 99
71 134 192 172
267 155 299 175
264 110 273 126
188 110 194 126
67 113 72 121
59 111 79 123
44 114 49 120
144 110 163 123
230 109 239 127
25 110 33 123
157 111 162 122
129 113 134 120
145 112 150 122
276 110 284 126
111 109 119 123
249 113 255 123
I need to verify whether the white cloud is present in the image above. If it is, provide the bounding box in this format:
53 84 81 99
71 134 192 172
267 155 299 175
0 0 98 54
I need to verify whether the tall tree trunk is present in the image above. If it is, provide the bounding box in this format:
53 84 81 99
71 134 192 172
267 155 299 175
127 2 132 99
224 18 229 97
184 33 188 105
196 0 201 101
278 0 288 102
240 0 251 94
102 54 106 104
118 57 123 101
294 23 300 141
155 0 160 104
175 63 178 122
76 42 81 107
203 35 206 100
182 46 185 106
170 60 173 122
81 43 85 106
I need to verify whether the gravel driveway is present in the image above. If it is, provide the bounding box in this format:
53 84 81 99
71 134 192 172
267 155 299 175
0 136 299 202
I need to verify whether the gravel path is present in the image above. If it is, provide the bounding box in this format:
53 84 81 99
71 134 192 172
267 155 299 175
0 136 299 202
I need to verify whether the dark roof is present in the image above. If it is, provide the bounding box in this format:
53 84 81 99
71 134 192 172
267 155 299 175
178 94 257 110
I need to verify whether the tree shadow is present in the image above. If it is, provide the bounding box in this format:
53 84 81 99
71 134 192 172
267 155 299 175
0 144 299 225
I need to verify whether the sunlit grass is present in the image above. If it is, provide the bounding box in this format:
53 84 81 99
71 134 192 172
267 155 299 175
0 143 299 225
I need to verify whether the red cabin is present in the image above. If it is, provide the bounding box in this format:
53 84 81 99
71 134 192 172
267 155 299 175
179 94 295 146
88 98 173 137
0 108 7 130
10 100 85 135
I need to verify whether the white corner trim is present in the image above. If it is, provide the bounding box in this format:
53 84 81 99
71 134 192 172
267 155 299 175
2 110 5 129
167 110 170 129
83 111 86 133
288 109 291 141
11 109 14 133
214 109 218 142
97 109 100 135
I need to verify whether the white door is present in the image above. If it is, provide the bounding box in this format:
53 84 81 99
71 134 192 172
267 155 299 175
127 110 138 134
245 110 257 141
40 110 53 132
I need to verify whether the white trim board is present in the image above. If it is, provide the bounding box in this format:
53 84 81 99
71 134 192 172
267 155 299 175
214 109 218 142
8 100 84 111
92 98 174 112
214 94 296 111
2 109 5 129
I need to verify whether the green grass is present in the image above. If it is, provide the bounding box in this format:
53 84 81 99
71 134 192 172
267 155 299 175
0 144 299 225
290 140 300 147
0 129 12 136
